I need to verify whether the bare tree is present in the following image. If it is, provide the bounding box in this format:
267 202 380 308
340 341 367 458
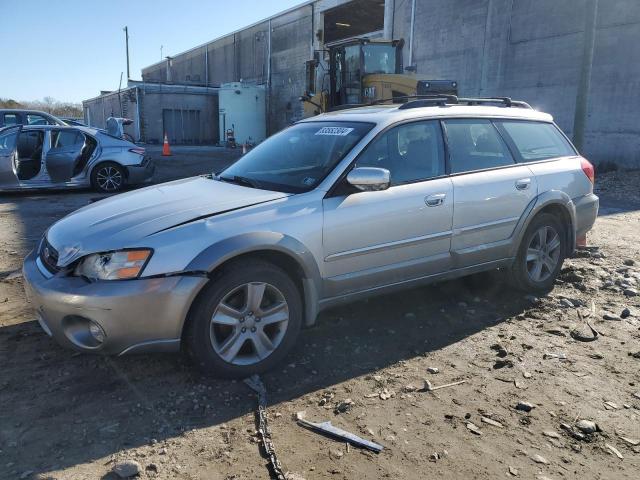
1 97 83 119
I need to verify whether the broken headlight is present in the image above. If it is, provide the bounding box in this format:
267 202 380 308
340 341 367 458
74 249 152 280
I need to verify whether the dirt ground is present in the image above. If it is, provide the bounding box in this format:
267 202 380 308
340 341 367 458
1 157 639 480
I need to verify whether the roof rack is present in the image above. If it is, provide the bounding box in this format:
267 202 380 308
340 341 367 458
397 95 532 110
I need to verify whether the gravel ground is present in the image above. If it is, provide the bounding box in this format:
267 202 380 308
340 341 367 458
0 166 639 480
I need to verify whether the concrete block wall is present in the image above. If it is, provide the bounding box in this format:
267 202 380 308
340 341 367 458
393 0 640 167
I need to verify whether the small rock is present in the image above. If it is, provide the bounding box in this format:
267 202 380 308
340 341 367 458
330 449 344 459
509 466 519 476
543 430 561 439
576 419 598 434
334 399 354 413
523 371 532 379
19 471 33 480
112 460 141 478
423 379 433 391
515 401 535 412
623 259 635 266
379 389 394 400
603 312 621 321
564 271 584 283
494 359 514 369
531 454 549 465
621 307 632 319
427 367 439 374
560 298 574 308
624 288 638 297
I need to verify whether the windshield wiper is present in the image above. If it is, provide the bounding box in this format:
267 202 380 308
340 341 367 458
217 175 261 189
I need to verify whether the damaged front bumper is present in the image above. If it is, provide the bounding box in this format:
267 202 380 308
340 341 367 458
22 249 207 355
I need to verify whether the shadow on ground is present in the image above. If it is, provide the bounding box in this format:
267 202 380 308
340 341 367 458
0 270 532 477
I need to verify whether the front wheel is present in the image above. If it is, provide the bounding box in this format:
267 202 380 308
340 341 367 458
509 213 566 292
185 259 302 378
91 162 125 193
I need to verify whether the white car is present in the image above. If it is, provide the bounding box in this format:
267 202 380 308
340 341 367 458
23 97 599 377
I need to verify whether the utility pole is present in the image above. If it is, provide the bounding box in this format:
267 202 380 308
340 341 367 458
160 45 163 61
573 0 598 152
123 26 130 80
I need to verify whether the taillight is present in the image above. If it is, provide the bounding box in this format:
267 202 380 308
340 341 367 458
580 158 595 184
129 147 145 156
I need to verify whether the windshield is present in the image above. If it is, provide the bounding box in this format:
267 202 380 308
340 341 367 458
219 121 374 193
363 44 397 75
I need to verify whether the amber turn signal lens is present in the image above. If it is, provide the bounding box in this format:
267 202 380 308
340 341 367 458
127 250 150 262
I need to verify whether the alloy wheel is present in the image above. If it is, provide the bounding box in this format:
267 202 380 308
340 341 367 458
96 166 123 191
209 282 289 366
526 225 561 282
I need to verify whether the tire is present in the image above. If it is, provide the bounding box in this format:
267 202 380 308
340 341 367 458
509 213 567 293
91 162 125 193
185 259 303 378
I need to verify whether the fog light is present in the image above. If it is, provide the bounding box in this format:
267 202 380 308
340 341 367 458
88 321 106 343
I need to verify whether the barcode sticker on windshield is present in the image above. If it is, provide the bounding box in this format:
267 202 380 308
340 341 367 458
315 127 354 136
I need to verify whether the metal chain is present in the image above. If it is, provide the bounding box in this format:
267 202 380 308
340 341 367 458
244 375 287 480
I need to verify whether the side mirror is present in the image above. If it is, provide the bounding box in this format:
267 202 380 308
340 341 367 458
346 167 390 192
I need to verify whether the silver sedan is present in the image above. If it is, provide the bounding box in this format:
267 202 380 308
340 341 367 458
0 124 154 193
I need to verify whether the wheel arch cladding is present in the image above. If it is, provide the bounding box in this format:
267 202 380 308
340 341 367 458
184 232 322 328
513 191 576 258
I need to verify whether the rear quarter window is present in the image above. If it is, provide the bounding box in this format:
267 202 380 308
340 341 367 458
496 121 576 162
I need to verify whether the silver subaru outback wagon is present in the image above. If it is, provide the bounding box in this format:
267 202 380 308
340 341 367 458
22 97 599 377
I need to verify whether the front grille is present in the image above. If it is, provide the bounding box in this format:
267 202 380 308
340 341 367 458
39 238 60 274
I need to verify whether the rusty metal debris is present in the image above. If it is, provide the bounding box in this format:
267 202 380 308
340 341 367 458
244 375 287 480
295 411 384 453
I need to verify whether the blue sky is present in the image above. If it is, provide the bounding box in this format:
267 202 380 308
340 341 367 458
0 0 304 104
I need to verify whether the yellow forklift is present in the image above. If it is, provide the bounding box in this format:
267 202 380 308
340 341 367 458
301 37 458 117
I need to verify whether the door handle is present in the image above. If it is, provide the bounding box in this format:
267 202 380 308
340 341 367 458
425 193 446 207
515 178 531 190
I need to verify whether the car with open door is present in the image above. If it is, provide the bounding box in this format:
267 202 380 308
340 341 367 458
0 124 154 193
0 109 67 127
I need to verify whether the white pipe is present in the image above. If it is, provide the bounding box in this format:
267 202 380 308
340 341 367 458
205 47 209 86
409 0 416 67
135 87 141 142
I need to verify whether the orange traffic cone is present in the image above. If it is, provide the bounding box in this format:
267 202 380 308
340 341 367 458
162 133 171 156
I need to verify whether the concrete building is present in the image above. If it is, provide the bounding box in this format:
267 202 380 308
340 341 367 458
82 82 219 144
86 0 640 167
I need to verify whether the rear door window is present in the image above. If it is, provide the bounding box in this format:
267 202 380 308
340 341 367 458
26 114 50 125
2 114 19 126
442 119 515 174
496 121 576 162
51 129 85 149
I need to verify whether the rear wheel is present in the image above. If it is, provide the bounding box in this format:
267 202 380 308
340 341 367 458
91 162 125 193
509 213 566 292
185 259 302 378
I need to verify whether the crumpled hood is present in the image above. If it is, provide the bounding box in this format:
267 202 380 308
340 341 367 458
46 176 290 266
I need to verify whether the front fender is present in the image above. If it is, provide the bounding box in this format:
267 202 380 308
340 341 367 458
186 232 322 325
509 190 576 258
